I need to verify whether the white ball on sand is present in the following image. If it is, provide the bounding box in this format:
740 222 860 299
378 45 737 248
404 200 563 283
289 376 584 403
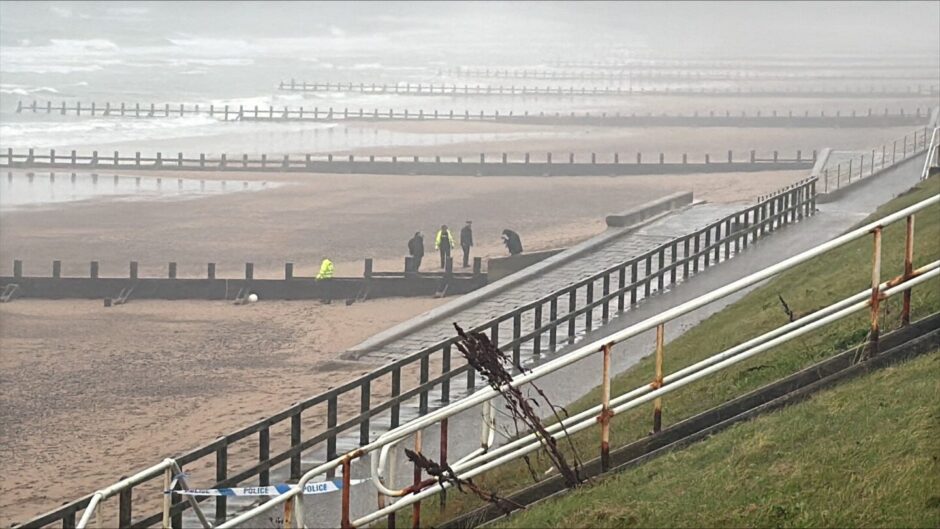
248 293 259 303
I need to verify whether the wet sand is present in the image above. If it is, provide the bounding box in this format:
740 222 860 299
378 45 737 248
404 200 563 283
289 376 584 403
336 124 916 158
0 169 808 280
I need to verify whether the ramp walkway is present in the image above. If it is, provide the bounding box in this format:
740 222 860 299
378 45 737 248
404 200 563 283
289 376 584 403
349 200 747 363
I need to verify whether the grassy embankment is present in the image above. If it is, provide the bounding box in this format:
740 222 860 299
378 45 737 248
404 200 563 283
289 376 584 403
388 176 940 528
497 348 940 528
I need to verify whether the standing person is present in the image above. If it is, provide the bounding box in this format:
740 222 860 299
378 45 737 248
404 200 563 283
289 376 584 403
460 220 474 268
316 257 334 303
408 231 425 271
502 229 523 255
435 224 456 268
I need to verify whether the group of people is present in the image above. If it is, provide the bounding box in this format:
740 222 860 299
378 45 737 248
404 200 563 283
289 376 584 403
312 223 524 288
408 221 523 271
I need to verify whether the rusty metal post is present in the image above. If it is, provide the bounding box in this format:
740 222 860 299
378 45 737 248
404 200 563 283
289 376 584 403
902 215 915 325
412 430 423 529
282 497 294 529
867 227 883 359
653 324 665 433
598 343 613 471
341 457 353 529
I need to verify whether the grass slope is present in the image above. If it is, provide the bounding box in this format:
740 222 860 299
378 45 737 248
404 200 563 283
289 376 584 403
389 176 940 528
497 349 940 528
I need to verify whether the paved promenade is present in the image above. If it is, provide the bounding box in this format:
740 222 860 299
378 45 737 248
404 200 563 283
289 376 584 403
351 201 744 363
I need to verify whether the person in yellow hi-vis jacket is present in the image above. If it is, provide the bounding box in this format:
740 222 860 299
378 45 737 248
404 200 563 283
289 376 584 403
435 224 456 268
316 257 334 303
316 258 334 280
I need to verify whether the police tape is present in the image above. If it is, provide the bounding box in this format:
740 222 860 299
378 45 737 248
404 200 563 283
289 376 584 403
167 478 370 497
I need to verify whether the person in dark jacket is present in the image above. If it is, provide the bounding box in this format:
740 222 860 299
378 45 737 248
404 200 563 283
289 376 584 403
502 229 523 255
408 231 424 271
460 220 474 268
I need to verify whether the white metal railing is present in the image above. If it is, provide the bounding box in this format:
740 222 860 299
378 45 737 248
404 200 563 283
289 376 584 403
75 458 211 529
922 126 940 180
203 193 939 529
821 124 933 193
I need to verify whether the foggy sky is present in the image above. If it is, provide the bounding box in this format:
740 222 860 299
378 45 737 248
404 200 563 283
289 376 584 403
1 1 939 61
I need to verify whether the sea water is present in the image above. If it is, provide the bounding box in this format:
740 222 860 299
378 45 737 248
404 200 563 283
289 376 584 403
0 5 677 161
0 170 275 211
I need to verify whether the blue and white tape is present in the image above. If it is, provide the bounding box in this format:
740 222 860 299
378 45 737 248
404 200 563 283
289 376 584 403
168 478 369 497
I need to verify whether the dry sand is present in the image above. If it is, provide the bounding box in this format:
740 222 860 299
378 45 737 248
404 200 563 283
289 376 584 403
0 297 443 526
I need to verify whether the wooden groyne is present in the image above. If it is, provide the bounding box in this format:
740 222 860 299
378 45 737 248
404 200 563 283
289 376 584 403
14 100 931 128
549 58 937 71
276 80 940 98
1 148 818 176
439 67 939 82
1 257 484 301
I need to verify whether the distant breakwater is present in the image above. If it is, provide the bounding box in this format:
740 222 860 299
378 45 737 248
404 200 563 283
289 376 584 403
14 100 931 128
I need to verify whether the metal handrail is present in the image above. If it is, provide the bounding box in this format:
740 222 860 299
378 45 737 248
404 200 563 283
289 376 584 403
215 193 938 528
821 123 934 193
354 264 939 528
75 458 211 529
921 126 939 180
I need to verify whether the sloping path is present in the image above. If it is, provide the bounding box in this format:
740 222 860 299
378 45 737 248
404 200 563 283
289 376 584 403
352 201 744 363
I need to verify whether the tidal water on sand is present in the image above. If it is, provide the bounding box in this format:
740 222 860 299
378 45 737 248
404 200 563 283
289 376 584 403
0 170 274 211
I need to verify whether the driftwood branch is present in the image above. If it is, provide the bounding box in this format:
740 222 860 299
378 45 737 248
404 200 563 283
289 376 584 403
453 323 583 488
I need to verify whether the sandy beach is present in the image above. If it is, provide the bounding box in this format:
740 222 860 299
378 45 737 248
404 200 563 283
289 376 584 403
0 297 446 526
335 124 917 159
0 168 809 280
